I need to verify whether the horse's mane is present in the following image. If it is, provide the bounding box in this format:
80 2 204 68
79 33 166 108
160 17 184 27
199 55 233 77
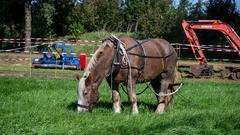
82 34 126 78
82 41 108 78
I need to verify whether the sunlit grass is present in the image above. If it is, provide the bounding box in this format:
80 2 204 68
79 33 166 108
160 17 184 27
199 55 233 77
0 77 240 134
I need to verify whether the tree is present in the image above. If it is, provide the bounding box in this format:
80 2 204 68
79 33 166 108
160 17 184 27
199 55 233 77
32 2 56 37
52 0 75 36
67 0 120 33
189 0 205 20
205 0 240 44
25 0 32 51
0 0 25 38
206 0 239 26
167 0 191 42
132 0 177 39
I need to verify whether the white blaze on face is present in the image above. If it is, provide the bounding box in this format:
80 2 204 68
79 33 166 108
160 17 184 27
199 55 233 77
77 77 88 112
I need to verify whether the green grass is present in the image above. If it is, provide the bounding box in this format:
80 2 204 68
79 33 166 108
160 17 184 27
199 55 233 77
64 31 134 40
0 77 240 134
0 66 81 73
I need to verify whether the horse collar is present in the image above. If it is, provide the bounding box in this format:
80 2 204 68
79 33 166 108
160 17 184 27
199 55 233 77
106 38 122 80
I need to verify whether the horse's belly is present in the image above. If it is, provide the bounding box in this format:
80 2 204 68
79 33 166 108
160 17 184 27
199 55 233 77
141 59 167 80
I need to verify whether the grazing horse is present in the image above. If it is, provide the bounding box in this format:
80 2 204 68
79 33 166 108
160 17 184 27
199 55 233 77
76 34 177 114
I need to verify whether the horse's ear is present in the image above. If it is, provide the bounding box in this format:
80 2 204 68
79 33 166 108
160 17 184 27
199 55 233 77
76 74 81 80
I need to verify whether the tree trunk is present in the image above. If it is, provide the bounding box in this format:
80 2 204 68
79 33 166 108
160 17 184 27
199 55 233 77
134 21 139 32
24 0 31 52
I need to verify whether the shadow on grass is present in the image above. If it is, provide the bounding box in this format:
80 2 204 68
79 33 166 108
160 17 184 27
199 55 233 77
66 101 156 112
67 101 78 111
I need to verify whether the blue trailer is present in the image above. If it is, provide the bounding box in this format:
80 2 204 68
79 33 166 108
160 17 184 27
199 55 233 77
32 44 81 70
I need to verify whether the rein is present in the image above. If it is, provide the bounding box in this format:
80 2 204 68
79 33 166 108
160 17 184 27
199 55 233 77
150 82 184 97
120 82 151 95
120 82 184 97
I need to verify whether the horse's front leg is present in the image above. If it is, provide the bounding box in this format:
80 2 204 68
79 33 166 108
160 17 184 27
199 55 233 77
107 79 121 113
127 80 138 114
112 88 121 113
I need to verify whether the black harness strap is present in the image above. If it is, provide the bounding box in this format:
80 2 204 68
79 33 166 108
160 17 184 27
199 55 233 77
107 37 122 79
133 40 145 71
125 40 149 52
77 104 90 110
128 51 175 59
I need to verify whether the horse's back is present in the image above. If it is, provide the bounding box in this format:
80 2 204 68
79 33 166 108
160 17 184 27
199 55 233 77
143 38 175 56
117 35 177 80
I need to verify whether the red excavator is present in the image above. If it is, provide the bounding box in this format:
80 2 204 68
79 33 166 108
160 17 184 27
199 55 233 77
181 20 240 79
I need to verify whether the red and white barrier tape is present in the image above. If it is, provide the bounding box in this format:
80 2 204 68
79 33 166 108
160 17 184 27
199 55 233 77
0 40 99 47
0 38 101 43
171 43 232 49
181 57 240 62
31 38 101 43
0 44 47 52
1 58 30 61
175 47 240 53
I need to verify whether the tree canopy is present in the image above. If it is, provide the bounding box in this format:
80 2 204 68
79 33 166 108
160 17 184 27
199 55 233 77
0 0 240 42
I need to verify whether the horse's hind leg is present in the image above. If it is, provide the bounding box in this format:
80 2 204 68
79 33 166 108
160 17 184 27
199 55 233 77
151 77 174 114
156 79 172 113
151 78 167 113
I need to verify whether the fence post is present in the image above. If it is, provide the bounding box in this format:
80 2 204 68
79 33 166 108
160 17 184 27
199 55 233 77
29 43 32 77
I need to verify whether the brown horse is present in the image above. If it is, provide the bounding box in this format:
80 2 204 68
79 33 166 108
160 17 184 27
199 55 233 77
77 34 177 114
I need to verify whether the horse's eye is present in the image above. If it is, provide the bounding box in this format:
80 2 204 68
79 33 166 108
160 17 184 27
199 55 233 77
83 90 88 96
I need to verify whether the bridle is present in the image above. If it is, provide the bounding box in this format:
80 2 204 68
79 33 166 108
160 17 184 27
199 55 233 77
76 104 90 110
77 102 94 112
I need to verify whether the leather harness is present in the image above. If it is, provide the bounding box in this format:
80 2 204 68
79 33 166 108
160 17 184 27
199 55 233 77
107 38 174 80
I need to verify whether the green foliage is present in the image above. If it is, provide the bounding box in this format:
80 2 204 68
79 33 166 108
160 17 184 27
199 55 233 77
189 0 206 20
165 0 191 42
68 22 85 37
1 0 240 43
32 2 56 37
0 77 240 134
0 0 25 38
206 0 240 35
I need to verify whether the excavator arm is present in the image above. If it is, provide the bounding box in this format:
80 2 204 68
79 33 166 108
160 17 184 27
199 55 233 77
182 20 240 63
181 20 240 76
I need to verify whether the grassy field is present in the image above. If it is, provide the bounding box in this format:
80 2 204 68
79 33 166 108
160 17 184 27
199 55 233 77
0 77 240 134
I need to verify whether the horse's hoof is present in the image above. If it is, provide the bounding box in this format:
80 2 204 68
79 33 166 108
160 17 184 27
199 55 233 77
131 111 139 115
113 111 121 113
155 110 164 114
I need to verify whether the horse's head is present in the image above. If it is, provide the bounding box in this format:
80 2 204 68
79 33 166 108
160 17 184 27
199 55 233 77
76 75 100 112
77 35 121 112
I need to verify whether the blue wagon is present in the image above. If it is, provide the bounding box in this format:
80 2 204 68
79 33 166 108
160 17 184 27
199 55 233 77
32 44 81 70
